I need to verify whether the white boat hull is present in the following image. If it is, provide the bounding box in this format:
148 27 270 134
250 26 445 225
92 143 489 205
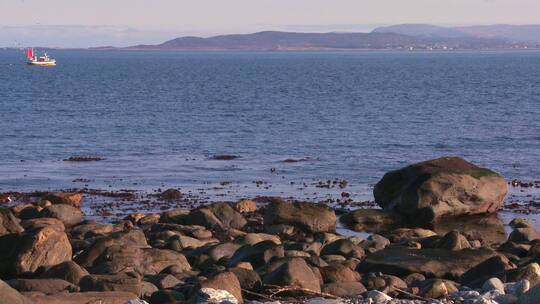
28 60 56 66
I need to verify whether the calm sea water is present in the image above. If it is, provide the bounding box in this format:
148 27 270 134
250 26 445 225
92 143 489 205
1 50 539 202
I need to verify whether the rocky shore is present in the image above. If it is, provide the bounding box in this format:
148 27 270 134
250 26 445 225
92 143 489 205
1 157 540 304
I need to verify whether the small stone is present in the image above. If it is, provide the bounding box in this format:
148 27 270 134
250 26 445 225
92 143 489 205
195 288 238 304
234 199 257 213
483 277 505 293
509 218 535 229
364 290 392 302
160 189 182 200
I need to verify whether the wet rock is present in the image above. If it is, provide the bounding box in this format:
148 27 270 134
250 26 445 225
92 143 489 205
210 155 240 161
15 226 72 275
359 234 390 252
26 291 138 304
21 218 65 232
403 273 426 286
500 241 531 257
140 281 159 299
285 241 322 256
436 230 472 250
159 208 190 224
240 233 281 246
186 204 247 230
510 218 535 229
7 278 79 294
160 189 182 200
320 264 360 283
234 199 257 213
415 279 459 299
358 247 497 279
169 235 211 250
76 229 148 268
508 228 540 243
320 238 365 259
149 290 184 304
39 204 83 228
208 242 242 263
460 255 516 287
229 267 262 291
228 240 284 268
513 263 540 287
194 287 238 304
264 199 336 233
0 279 33 304
432 214 507 246
147 274 181 289
263 258 321 292
44 192 83 208
37 261 89 285
70 221 114 239
0 208 24 236
322 282 366 297
90 245 191 276
374 157 508 223
12 204 41 221
362 273 407 294
200 272 243 304
80 273 142 295
385 228 437 243
340 209 400 232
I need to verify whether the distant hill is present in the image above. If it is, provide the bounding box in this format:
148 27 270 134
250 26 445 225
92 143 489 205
120 30 522 51
373 24 540 43
372 24 468 38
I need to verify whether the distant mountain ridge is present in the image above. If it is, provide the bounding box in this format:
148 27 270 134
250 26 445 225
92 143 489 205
119 29 530 51
373 24 540 43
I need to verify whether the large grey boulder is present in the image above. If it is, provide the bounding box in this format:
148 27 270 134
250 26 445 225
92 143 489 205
374 157 508 223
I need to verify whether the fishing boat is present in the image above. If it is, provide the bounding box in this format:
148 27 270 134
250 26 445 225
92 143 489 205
26 48 56 66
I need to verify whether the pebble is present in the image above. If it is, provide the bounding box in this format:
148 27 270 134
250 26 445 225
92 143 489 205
364 290 393 303
482 278 505 294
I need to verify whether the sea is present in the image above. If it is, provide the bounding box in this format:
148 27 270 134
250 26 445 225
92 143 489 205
1 50 539 212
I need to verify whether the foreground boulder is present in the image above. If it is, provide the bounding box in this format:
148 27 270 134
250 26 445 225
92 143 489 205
357 247 497 279
80 273 142 295
264 199 336 233
37 261 89 285
0 279 33 304
374 157 508 223
89 245 191 275
199 271 243 304
263 258 321 292
7 278 79 294
15 226 72 275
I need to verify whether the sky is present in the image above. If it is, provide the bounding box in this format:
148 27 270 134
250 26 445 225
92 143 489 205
1 0 540 47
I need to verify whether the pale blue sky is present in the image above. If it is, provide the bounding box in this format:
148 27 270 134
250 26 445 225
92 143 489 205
1 0 539 47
